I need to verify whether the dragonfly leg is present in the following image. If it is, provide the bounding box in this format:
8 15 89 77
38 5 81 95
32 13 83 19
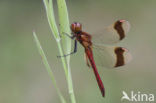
84 53 91 67
57 40 77 58
62 32 75 39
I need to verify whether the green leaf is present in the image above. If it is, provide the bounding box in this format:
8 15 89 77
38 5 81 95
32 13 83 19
43 0 60 41
56 0 71 62
56 0 76 103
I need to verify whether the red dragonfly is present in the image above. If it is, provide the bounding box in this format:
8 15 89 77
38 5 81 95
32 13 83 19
61 20 132 97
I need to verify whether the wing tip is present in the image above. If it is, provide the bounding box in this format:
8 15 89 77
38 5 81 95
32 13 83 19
114 47 132 67
123 48 132 64
114 20 130 40
119 19 131 34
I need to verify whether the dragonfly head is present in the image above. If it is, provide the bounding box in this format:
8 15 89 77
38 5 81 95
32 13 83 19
71 22 82 33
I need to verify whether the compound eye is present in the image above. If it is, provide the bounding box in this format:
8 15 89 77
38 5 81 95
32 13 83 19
75 22 81 27
71 23 76 30
76 23 82 30
71 22 82 32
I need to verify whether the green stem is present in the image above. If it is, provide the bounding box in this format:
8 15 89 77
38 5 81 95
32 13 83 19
33 32 66 103
57 42 76 103
43 0 76 103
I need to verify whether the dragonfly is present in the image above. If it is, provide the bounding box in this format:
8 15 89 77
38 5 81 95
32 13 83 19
60 20 132 97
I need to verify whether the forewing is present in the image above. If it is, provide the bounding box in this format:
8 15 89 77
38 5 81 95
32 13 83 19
92 44 132 68
92 20 130 44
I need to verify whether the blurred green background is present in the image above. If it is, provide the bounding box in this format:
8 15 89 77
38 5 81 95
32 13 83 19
0 0 156 103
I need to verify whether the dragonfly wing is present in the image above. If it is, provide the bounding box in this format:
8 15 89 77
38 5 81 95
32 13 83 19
92 20 130 44
93 44 132 68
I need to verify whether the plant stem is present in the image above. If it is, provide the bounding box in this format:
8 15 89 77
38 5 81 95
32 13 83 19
33 32 66 103
43 0 76 103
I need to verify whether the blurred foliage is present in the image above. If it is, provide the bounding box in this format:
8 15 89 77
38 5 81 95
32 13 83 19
0 0 156 103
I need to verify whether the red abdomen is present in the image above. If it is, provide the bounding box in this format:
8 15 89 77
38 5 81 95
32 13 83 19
85 49 105 97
